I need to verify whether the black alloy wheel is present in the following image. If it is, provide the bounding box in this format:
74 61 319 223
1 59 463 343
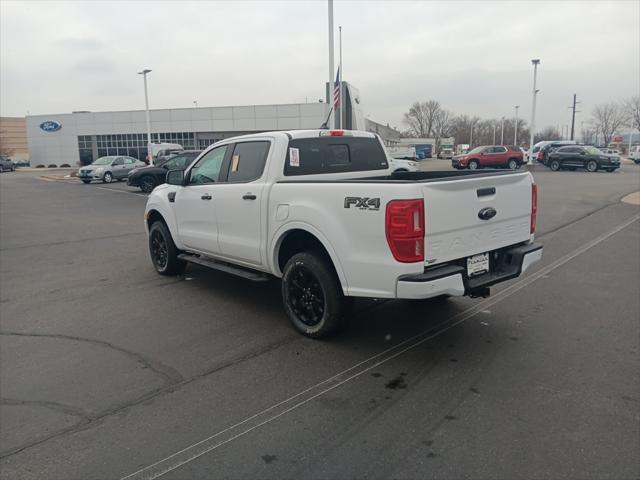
282 252 345 338
150 229 168 271
148 221 185 275
287 265 326 327
140 176 156 193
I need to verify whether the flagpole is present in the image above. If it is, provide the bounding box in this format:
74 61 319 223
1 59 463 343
339 25 343 129
328 0 335 128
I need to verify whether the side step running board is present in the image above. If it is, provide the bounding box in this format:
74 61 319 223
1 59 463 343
178 254 270 282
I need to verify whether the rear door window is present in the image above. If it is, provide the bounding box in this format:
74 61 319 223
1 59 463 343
284 136 388 176
225 141 270 183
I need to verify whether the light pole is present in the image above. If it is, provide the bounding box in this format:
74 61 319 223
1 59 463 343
500 116 505 145
492 123 496 144
328 0 335 129
138 69 153 164
528 59 540 164
470 122 474 147
514 105 519 145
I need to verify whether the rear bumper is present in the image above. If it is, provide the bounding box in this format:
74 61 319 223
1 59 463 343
396 243 543 300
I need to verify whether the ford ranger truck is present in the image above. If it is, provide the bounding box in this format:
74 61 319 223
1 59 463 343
144 130 542 338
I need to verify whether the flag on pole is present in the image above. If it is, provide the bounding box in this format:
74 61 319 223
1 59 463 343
333 67 341 121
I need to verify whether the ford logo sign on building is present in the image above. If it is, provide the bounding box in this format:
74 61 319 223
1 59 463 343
40 121 62 132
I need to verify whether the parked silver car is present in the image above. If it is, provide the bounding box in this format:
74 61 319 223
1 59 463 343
78 156 146 184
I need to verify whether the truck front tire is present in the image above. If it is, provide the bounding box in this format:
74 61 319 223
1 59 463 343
281 252 345 338
148 221 186 276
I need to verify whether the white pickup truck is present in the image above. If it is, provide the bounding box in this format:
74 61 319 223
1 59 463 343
144 130 542 337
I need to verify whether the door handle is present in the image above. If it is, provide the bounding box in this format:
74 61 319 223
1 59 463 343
243 194 257 200
201 194 212 200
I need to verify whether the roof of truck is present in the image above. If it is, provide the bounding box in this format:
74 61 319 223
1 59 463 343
220 129 377 142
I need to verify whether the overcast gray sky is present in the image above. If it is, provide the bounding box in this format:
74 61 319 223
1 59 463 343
1 0 638 130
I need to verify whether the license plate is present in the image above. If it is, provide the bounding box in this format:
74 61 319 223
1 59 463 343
467 253 489 277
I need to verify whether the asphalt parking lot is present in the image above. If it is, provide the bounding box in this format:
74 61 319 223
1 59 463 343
1 163 639 479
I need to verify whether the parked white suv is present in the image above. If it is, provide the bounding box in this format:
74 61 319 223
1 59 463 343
144 130 542 337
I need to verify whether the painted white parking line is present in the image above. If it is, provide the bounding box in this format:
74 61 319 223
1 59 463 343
94 186 146 197
121 213 640 480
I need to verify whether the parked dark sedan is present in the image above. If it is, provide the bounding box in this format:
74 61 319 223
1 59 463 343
0 155 15 172
127 150 201 192
547 145 620 173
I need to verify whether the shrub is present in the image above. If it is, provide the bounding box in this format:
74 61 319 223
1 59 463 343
35 164 45 168
60 163 71 168
47 164 58 168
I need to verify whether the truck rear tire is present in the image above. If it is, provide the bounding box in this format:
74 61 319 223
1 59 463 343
148 221 186 276
281 252 345 338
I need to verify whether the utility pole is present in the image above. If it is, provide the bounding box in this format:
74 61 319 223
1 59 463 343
492 123 496 144
514 105 520 145
328 0 335 129
339 25 343 129
528 59 540 164
500 116 505 145
137 69 152 164
569 93 580 140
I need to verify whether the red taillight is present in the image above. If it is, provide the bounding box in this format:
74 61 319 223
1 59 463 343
531 183 538 234
385 199 425 263
330 130 344 136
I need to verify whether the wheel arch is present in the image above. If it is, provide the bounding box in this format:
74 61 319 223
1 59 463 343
146 208 167 231
144 205 180 246
271 225 348 294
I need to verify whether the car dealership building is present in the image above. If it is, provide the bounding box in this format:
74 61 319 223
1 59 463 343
24 82 399 167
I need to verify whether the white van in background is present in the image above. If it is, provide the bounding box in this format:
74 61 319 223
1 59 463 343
149 143 183 164
386 145 417 160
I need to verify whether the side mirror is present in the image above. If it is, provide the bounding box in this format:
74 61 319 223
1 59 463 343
580 151 586 155
166 169 185 186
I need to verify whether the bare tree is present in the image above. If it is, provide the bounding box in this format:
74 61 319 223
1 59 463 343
432 109 454 152
591 102 629 145
624 96 640 132
403 100 441 137
534 126 561 144
450 115 482 146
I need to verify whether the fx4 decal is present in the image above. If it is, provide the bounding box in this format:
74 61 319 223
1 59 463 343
344 196 381 211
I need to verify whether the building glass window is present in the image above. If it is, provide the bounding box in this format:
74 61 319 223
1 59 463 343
87 131 196 161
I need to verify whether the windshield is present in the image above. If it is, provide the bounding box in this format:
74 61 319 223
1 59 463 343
92 156 116 165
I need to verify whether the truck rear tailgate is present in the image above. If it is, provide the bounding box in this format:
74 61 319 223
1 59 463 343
422 172 533 266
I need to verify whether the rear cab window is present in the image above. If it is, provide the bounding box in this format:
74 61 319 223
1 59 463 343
284 136 388 176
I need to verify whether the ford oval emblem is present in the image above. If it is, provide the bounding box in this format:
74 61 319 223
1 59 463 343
478 207 497 220
40 121 62 132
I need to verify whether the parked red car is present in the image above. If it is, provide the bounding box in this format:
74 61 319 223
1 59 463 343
452 145 524 170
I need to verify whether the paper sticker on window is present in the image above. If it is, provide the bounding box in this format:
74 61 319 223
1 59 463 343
231 154 240 172
289 148 300 167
